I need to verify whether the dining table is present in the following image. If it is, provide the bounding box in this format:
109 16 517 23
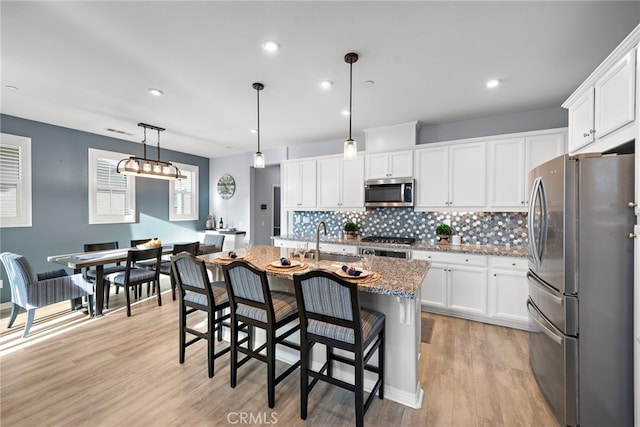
47 244 174 316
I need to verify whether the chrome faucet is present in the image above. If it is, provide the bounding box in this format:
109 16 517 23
315 220 327 264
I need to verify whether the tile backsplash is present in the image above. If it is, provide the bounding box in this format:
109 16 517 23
292 208 528 247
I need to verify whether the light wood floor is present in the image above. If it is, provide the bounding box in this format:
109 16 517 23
0 279 558 426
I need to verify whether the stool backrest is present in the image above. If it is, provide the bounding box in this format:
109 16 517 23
202 234 225 252
293 269 363 346
171 252 217 305
172 241 200 256
222 261 275 323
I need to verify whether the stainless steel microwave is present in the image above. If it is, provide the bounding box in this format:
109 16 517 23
364 178 414 208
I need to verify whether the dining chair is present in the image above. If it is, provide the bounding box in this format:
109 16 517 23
0 252 95 338
292 269 385 427
83 241 127 302
221 260 301 408
171 252 233 377
154 241 200 300
198 234 225 255
104 247 162 316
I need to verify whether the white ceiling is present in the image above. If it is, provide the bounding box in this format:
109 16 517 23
2 1 639 159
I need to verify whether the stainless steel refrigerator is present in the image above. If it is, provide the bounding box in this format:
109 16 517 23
527 153 635 426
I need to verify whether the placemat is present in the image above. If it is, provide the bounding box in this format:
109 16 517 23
344 272 382 284
212 256 254 265
264 263 309 273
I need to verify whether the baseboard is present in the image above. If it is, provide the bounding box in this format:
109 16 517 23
421 305 532 331
0 301 12 311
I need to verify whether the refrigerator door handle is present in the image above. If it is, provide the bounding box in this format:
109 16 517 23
528 177 543 266
527 300 563 345
527 271 563 304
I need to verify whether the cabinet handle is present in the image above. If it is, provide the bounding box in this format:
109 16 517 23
628 202 637 208
583 132 590 138
512 263 516 266
521 201 525 204
465 259 469 262
629 233 637 239
590 129 595 134
493 273 497 277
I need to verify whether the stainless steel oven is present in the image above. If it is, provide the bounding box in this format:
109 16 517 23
358 246 410 259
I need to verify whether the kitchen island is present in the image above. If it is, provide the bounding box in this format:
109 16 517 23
199 245 430 409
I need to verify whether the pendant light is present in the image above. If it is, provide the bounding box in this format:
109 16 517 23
344 52 359 160
253 82 265 168
117 123 186 180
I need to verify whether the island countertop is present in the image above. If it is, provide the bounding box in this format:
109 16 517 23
198 245 429 300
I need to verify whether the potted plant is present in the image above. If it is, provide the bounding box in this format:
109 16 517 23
344 220 358 240
436 223 453 243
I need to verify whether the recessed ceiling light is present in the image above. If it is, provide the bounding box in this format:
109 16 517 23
250 129 258 134
486 79 500 88
364 80 375 86
148 88 164 96
320 80 333 90
5 85 19 91
262 40 280 53
341 110 351 117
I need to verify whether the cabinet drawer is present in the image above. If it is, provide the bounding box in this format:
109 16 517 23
318 243 358 254
490 256 528 270
413 250 487 267
273 239 300 249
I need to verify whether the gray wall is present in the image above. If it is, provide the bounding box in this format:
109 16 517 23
252 165 281 246
0 114 210 303
419 107 568 144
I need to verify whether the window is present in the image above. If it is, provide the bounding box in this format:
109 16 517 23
169 162 199 221
88 148 135 224
0 133 32 228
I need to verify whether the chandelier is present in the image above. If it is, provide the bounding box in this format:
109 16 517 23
253 82 265 168
343 52 359 159
117 123 186 180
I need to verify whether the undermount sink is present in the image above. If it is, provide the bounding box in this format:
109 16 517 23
313 252 362 263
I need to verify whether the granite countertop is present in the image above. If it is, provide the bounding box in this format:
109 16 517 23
273 234 528 258
199 245 429 300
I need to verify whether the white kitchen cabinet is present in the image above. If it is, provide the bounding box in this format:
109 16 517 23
414 250 528 330
364 150 413 180
415 142 485 209
272 238 300 249
563 28 639 155
487 137 526 210
487 131 566 211
283 159 316 209
317 155 364 209
488 257 529 328
363 121 419 152
414 251 488 316
317 242 358 254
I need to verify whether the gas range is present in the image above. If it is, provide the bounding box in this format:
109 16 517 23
360 236 416 245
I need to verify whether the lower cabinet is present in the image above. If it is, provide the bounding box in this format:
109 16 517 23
414 250 529 330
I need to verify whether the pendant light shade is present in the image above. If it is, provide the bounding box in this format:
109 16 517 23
253 82 265 168
344 52 359 160
117 123 186 180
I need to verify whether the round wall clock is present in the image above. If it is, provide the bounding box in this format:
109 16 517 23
217 174 236 199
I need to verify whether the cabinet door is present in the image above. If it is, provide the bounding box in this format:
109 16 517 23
449 142 486 207
448 265 487 315
317 157 341 208
364 153 389 179
298 160 317 208
341 156 364 208
489 268 528 322
414 146 449 208
388 150 414 178
283 162 302 208
568 87 595 152
487 138 526 209
526 133 566 172
595 49 636 139
420 262 447 308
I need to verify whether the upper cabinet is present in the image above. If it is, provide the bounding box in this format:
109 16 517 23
415 142 486 209
283 159 316 209
563 26 639 154
487 131 566 211
363 121 419 152
365 150 414 179
317 155 364 210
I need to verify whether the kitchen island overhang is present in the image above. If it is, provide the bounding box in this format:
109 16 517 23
199 245 430 409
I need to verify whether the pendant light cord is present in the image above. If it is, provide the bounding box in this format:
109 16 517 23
349 60 353 140
256 87 261 153
142 126 147 159
156 129 161 161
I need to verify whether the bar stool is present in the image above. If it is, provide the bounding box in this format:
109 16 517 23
292 269 385 427
222 260 300 408
171 252 231 378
